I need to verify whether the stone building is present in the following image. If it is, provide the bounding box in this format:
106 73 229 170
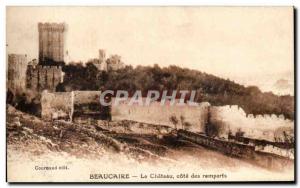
106 54 125 71
7 54 28 94
26 65 63 92
91 49 124 71
24 23 65 93
38 22 65 64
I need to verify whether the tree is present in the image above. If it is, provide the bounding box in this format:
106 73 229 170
183 122 192 131
169 115 179 130
180 115 185 129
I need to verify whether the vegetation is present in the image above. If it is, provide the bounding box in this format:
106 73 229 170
169 115 179 130
57 63 294 119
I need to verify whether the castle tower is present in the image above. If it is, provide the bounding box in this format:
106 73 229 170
99 49 108 71
99 49 106 64
38 23 65 63
7 54 28 94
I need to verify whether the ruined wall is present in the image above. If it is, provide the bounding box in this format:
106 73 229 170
73 91 101 105
41 90 73 120
73 91 102 119
209 105 294 142
41 91 103 120
7 54 27 94
38 23 65 63
111 99 210 132
26 65 62 92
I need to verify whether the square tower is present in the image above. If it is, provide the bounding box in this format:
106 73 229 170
38 23 65 63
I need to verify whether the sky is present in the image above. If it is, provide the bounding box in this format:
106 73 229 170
6 7 294 95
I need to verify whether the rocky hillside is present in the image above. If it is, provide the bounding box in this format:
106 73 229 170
7 105 185 161
7 105 294 179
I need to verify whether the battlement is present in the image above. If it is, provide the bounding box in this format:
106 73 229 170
247 113 287 120
209 105 294 142
213 105 289 121
29 65 62 71
8 54 27 63
26 64 63 92
38 22 65 32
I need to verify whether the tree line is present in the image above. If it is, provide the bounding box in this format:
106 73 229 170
57 63 294 119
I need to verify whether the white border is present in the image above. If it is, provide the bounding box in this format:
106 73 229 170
0 0 297 6
0 0 298 187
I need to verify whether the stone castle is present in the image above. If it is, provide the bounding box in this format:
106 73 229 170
25 23 65 93
7 22 294 158
90 49 125 71
7 23 65 95
7 22 125 95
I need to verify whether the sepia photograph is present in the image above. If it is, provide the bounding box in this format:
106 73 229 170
6 6 295 182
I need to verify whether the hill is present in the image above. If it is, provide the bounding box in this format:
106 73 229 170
58 63 294 119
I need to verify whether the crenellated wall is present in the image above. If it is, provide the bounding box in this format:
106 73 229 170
209 105 294 142
39 90 294 144
26 65 63 92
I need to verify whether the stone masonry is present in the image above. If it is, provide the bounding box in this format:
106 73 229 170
7 54 28 95
26 65 63 92
38 23 65 63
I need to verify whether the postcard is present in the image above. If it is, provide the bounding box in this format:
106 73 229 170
6 6 294 182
